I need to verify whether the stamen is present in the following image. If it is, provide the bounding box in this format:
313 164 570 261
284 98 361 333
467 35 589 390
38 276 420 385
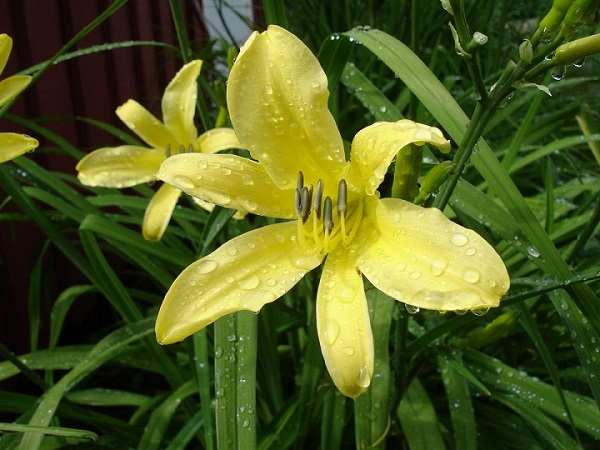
337 179 347 217
179 144 186 154
188 144 193 153
295 187 303 217
314 179 324 219
297 171 304 192
300 186 312 223
165 145 171 158
323 196 334 235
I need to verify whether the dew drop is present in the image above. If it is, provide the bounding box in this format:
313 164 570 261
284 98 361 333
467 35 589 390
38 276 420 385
430 257 448 276
405 304 420 314
465 247 476 256
463 269 481 284
238 275 260 290
343 346 355 355
322 319 341 346
226 246 238 256
471 307 490 316
551 65 566 81
357 367 371 389
451 233 469 246
196 259 218 274
172 175 195 190
409 271 422 280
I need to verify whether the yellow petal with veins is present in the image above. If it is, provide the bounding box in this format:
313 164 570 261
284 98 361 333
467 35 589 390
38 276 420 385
156 221 324 344
76 145 165 188
195 128 243 154
349 120 451 196
161 60 201 146
317 245 374 398
142 183 182 242
355 197 509 311
0 34 12 74
0 132 38 163
117 99 176 151
0 75 31 107
157 153 296 219
227 25 347 189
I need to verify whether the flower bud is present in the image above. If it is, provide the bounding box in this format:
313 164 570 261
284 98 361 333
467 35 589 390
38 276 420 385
414 161 454 205
519 39 534 65
536 0 574 40
553 33 600 65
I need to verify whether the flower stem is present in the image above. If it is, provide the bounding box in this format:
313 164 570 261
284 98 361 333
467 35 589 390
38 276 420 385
354 290 395 450
215 311 257 450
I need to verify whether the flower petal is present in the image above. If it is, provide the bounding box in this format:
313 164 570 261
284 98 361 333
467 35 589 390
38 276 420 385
349 120 451 195
76 145 165 188
157 153 296 218
116 99 176 151
227 25 347 189
0 75 31 107
0 132 38 163
0 34 12 75
195 128 243 154
161 60 202 146
156 221 324 344
356 197 509 311
317 246 374 398
142 183 182 242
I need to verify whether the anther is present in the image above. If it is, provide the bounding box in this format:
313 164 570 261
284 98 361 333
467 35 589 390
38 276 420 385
165 145 171 158
179 144 186 154
323 196 334 234
337 179 347 218
314 179 324 219
300 186 313 223
187 144 194 153
297 171 304 192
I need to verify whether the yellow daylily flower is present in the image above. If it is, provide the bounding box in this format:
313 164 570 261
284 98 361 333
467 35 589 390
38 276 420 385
0 34 38 163
76 59 242 241
155 26 510 398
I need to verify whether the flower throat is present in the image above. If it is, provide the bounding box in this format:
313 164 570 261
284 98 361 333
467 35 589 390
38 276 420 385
294 171 363 254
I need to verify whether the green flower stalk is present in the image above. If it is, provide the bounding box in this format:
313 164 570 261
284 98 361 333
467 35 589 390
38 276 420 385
0 34 38 163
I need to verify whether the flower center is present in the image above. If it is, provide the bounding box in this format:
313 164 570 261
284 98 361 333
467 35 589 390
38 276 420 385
294 171 363 254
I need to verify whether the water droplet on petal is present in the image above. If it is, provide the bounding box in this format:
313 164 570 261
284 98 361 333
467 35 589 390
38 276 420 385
172 175 196 190
196 259 218 274
451 233 469 246
357 366 371 389
343 346 355 355
405 304 420 314
463 269 481 284
322 319 341 346
430 257 448 276
238 275 260 290
465 247 476 256
226 246 238 256
471 307 490 316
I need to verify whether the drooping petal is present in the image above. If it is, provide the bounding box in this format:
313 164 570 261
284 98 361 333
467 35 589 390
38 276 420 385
0 132 38 163
355 197 509 311
76 145 165 188
156 221 324 344
227 25 347 189
195 128 243 154
317 245 374 398
161 60 202 146
142 183 182 242
0 34 12 75
157 153 296 218
0 75 31 106
116 99 176 151
349 120 451 195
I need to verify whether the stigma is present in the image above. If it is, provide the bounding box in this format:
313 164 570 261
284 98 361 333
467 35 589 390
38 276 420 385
294 171 362 254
